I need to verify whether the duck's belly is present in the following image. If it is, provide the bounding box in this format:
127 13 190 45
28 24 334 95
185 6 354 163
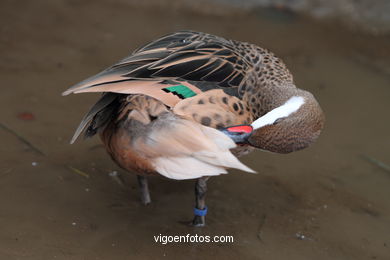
100 122 159 177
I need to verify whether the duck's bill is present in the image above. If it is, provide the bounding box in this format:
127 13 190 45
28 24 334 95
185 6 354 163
219 125 253 144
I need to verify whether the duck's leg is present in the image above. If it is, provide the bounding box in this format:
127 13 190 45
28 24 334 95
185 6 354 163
137 175 151 205
192 176 210 227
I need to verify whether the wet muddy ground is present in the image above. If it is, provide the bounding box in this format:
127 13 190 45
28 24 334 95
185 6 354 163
1 1 390 259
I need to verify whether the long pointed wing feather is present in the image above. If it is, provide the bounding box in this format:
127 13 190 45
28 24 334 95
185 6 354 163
63 31 254 96
70 93 117 144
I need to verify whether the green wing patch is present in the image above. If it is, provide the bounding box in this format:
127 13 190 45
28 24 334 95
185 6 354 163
162 85 197 99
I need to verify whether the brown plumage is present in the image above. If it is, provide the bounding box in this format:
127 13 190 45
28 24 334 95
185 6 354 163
63 31 324 226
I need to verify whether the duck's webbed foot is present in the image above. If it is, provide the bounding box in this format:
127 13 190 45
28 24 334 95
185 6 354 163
137 175 151 205
191 176 210 227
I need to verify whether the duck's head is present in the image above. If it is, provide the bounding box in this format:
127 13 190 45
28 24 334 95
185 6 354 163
221 90 325 153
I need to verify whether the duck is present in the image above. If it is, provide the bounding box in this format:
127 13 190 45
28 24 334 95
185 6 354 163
63 31 325 226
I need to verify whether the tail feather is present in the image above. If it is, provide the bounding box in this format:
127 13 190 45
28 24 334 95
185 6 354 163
199 125 236 150
193 150 255 174
138 114 255 180
154 156 228 180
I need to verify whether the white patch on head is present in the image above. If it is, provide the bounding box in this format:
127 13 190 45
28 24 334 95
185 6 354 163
251 96 305 130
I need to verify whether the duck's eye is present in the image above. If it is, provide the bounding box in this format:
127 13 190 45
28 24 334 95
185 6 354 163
273 118 284 125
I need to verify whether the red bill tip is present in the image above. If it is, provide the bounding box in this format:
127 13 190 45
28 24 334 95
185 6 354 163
226 125 253 134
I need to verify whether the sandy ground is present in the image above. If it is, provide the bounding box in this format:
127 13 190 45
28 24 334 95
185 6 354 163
1 1 390 259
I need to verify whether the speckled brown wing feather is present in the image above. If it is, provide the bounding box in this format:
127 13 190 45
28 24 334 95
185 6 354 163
174 89 253 129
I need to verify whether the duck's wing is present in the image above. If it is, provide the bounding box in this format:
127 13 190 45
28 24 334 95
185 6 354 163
62 31 254 99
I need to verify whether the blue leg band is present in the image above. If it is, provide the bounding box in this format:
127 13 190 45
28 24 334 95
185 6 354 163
194 206 208 216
